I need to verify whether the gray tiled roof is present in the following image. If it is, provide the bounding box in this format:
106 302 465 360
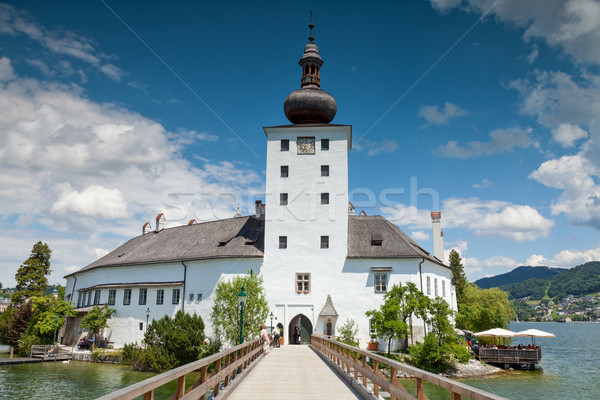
67 214 445 277
347 215 444 266
65 216 264 277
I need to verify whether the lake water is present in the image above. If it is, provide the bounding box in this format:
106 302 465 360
0 322 598 399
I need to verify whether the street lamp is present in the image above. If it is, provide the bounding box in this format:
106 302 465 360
237 286 248 344
53 314 59 344
146 308 150 330
270 312 274 334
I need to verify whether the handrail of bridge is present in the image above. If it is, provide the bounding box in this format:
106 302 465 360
96 338 262 400
311 335 509 400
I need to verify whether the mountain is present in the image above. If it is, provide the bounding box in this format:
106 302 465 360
474 266 565 289
474 262 600 300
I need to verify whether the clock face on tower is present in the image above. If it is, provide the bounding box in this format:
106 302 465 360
297 137 315 154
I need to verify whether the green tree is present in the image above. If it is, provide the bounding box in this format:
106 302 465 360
28 292 76 343
144 310 207 370
0 307 14 344
338 318 359 344
455 284 514 332
7 303 33 349
80 304 116 348
13 241 52 304
366 283 429 354
449 249 468 308
409 297 470 373
210 272 269 346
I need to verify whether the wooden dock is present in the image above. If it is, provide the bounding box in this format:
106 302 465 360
0 357 42 365
30 345 73 362
478 347 541 368
226 344 363 400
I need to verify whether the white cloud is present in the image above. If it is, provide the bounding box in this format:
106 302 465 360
551 124 588 147
0 56 15 81
52 185 128 219
526 43 539 64
0 58 264 287
383 197 554 242
438 127 535 158
472 178 492 189
526 247 600 268
0 3 121 79
411 230 430 241
354 138 398 156
429 0 600 65
418 102 467 125
100 64 124 81
529 155 600 228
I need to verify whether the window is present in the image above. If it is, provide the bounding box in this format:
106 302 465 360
281 165 289 177
139 322 144 331
280 193 288 205
93 290 101 305
296 273 310 293
139 288 147 305
374 273 387 292
172 289 180 304
86 291 92 306
197 293 202 301
321 139 329 150
189 293 194 302
321 165 329 177
123 289 132 305
371 234 383 246
77 293 83 308
156 289 164 305
369 319 376 336
320 235 329 249
426 276 431 295
108 290 116 306
279 236 287 249
321 193 329 205
442 281 446 297
281 139 289 151
434 278 438 296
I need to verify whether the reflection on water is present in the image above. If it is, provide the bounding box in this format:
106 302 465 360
1 323 599 399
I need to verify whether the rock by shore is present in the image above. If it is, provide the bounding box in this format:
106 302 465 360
442 358 504 379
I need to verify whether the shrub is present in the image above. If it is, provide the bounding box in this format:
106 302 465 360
338 318 359 342
409 333 470 373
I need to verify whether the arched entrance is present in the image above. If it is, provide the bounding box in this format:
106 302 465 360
288 314 312 345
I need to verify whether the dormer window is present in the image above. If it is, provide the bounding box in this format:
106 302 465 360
371 234 383 246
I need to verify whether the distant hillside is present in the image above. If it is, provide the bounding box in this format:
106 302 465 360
474 262 600 300
474 266 565 289
547 261 600 298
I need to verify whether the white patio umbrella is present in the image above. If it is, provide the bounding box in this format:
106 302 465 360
473 328 516 337
514 328 555 345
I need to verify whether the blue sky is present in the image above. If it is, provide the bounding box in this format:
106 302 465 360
1 0 599 287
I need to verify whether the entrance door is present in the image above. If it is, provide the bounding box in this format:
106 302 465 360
288 314 313 345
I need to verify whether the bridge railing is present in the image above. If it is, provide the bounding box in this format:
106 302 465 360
96 338 262 400
311 335 508 400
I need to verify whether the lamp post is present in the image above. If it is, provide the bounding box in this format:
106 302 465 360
53 314 59 344
270 312 274 334
237 286 248 344
146 308 150 330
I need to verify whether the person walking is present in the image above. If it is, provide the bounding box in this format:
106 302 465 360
260 324 270 357
273 326 281 347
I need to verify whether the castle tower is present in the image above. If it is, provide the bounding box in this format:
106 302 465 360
262 21 351 337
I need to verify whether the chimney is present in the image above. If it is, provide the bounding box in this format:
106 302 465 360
255 200 262 218
348 202 355 215
440 231 445 263
431 211 444 261
142 222 152 235
155 213 165 232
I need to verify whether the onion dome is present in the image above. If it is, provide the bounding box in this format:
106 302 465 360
284 20 337 124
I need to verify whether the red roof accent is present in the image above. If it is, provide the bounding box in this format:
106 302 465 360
156 213 165 220
142 222 151 229
188 219 196 225
431 211 441 218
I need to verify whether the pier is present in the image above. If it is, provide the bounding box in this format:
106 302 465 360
30 344 73 362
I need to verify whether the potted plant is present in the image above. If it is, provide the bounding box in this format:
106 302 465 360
368 334 378 351
279 327 284 346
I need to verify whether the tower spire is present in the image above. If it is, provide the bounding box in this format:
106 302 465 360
308 11 314 43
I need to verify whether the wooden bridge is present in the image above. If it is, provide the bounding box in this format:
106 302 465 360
97 335 509 400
